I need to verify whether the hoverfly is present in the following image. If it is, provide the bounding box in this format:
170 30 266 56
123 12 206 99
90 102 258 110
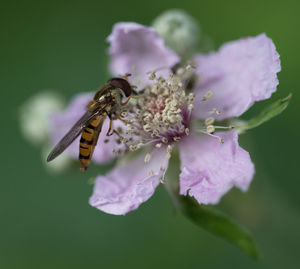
47 77 134 171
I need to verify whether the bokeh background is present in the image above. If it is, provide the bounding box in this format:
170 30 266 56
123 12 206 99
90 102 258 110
1 0 299 268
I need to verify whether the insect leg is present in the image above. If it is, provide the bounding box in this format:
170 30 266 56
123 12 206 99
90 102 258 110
106 117 114 136
115 113 128 125
121 96 131 106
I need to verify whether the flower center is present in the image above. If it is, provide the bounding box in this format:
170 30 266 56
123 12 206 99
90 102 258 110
148 95 166 115
112 64 232 163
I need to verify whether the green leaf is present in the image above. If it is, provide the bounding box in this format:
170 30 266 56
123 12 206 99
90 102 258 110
164 148 259 260
235 94 292 134
177 195 259 259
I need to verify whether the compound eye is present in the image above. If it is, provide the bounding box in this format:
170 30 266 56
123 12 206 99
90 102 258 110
108 78 132 97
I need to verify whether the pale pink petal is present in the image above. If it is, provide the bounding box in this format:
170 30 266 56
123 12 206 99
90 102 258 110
193 33 281 120
107 22 179 89
89 148 169 215
179 131 255 204
49 93 126 164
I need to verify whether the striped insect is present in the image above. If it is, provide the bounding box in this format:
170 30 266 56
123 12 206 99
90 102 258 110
47 77 134 171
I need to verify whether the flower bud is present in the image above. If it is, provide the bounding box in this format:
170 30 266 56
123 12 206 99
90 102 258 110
42 144 74 174
152 10 201 59
19 91 65 146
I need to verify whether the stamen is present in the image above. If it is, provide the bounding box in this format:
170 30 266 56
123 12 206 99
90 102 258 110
212 108 221 115
144 153 151 163
120 111 128 118
148 71 156 80
188 104 194 111
129 145 138 151
162 137 168 144
202 91 213 101
197 130 224 144
205 117 215 126
173 136 181 142
206 125 215 134
214 125 235 130
160 167 167 184
165 152 171 160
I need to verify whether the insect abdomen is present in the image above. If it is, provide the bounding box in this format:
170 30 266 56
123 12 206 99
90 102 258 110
79 115 104 171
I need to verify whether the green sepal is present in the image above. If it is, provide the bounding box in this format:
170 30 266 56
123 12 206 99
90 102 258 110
235 94 292 134
165 148 259 260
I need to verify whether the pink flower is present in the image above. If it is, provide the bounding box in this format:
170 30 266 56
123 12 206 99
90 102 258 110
50 22 280 215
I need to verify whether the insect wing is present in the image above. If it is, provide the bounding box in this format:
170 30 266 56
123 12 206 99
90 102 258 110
47 109 100 162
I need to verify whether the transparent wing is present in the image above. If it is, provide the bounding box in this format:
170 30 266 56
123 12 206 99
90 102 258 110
47 109 101 162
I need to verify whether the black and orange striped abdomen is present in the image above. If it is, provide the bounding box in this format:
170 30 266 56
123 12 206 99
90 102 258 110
79 115 105 171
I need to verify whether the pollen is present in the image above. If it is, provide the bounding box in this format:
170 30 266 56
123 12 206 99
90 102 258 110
205 117 215 126
202 91 213 101
118 65 195 154
144 153 151 163
206 125 215 134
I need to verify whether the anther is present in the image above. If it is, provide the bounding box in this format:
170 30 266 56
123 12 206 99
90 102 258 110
202 91 213 101
155 143 162 148
148 71 156 80
144 153 151 163
188 104 194 111
165 152 171 160
121 111 128 118
206 125 215 134
185 128 190 136
129 145 137 151
212 108 221 115
205 117 215 126
162 137 168 144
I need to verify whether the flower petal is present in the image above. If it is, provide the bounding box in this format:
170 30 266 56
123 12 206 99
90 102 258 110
49 93 126 164
107 22 180 89
193 33 281 119
179 131 255 204
89 148 169 215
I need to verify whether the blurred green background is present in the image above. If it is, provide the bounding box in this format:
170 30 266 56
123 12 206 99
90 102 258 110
1 0 299 268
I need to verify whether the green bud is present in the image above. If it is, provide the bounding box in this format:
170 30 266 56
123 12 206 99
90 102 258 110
152 10 201 59
42 144 74 174
19 91 65 146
